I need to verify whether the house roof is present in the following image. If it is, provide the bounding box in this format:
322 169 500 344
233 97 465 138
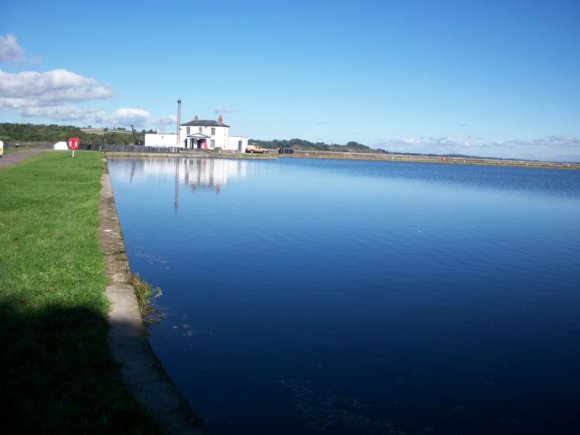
181 120 230 128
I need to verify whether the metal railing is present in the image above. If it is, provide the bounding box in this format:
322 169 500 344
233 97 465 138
80 144 182 153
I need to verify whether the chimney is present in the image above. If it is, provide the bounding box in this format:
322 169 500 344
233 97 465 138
218 115 223 124
194 115 199 120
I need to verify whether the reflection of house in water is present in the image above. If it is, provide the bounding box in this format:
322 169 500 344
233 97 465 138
115 158 249 210
118 158 248 189
175 159 249 210
181 159 245 192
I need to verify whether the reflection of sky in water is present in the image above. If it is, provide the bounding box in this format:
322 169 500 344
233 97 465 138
108 158 580 435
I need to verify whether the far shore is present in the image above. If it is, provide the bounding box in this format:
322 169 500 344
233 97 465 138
104 149 580 170
8 144 578 170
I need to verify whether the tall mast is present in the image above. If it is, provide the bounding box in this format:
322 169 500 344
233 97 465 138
176 99 182 147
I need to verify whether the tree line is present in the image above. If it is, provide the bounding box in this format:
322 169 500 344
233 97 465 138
0 122 390 154
250 138 388 154
0 123 148 145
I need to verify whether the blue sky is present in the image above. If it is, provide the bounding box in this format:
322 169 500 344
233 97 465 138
1 0 580 161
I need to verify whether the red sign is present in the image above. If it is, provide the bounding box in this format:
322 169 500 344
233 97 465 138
67 137 79 150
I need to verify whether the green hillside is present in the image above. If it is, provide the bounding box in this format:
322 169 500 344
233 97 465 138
1 122 390 153
250 138 388 153
0 123 147 145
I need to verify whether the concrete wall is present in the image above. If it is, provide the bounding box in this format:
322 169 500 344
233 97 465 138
228 136 248 152
145 133 178 147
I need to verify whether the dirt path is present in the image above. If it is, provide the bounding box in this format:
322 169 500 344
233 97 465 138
0 150 47 169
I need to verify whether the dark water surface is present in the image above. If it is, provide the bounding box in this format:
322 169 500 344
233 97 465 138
109 158 580 435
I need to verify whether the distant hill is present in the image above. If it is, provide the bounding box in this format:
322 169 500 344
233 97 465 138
1 123 388 153
250 138 388 154
80 127 133 136
0 123 151 145
0 123 474 158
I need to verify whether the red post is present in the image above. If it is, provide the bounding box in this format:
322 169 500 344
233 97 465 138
67 137 79 158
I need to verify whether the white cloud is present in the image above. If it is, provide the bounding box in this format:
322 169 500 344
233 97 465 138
214 105 237 114
19 104 174 128
0 69 113 109
21 105 106 122
374 134 580 162
152 114 177 125
108 108 150 125
379 136 469 154
0 34 25 63
0 38 175 130
532 135 579 147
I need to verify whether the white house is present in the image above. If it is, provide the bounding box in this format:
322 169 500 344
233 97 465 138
144 115 248 152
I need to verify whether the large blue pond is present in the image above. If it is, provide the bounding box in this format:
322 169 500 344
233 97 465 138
109 157 580 435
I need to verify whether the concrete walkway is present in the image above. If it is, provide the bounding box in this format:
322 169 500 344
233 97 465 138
99 163 207 434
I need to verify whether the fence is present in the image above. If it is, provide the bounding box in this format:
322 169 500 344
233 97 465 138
80 144 182 154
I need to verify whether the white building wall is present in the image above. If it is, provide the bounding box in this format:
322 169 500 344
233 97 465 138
214 126 228 148
147 117 249 151
145 130 246 151
179 125 229 149
144 133 179 147
228 136 248 152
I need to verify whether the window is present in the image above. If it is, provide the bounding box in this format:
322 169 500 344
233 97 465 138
199 127 202 133
186 127 190 134
211 140 215 147
211 127 215 135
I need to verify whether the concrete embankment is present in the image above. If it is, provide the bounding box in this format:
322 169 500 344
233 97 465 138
99 160 206 434
105 149 580 170
282 150 580 170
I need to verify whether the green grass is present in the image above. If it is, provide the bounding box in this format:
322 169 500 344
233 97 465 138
0 151 159 433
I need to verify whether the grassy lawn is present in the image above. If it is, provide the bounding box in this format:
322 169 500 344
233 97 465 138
0 151 159 433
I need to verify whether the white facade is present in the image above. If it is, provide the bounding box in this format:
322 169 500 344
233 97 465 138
181 124 229 149
229 136 248 152
144 115 247 152
144 133 178 147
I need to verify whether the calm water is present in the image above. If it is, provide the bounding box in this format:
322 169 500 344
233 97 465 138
109 158 580 435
